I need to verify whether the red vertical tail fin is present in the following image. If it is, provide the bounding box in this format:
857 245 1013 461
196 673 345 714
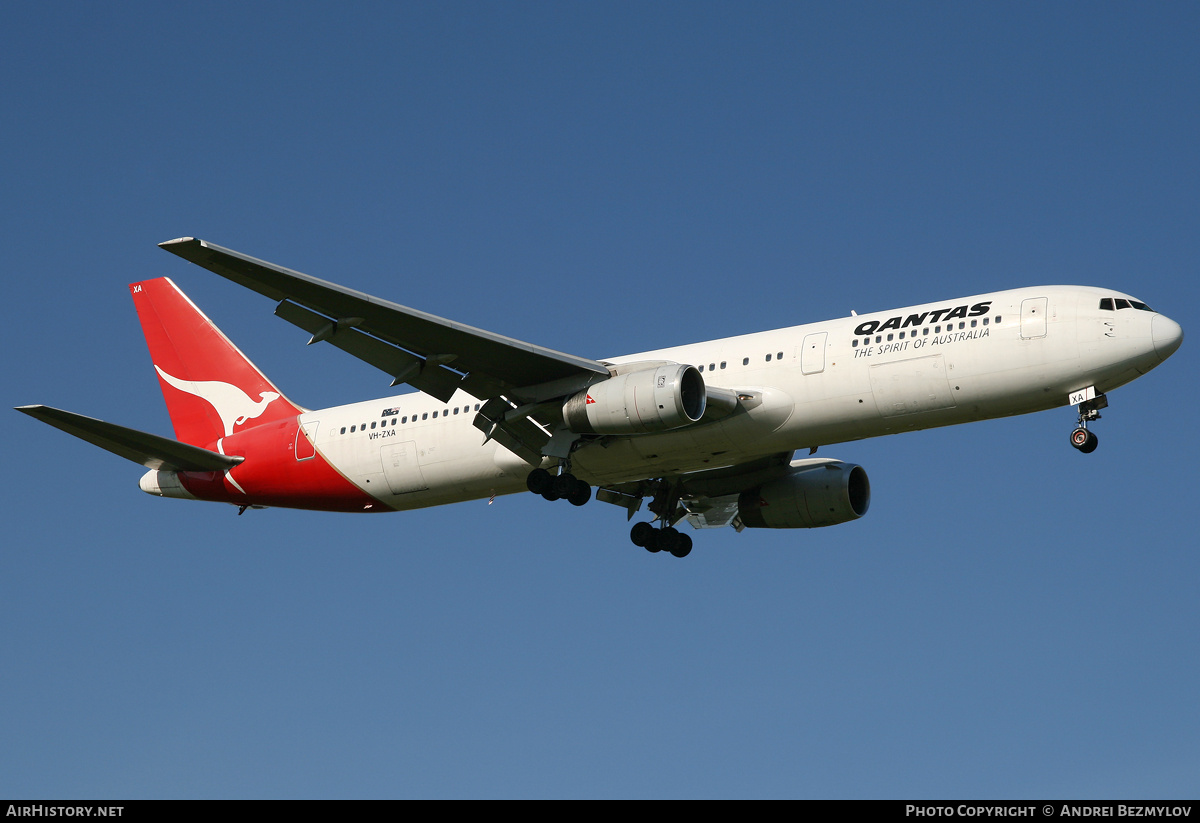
130 278 303 447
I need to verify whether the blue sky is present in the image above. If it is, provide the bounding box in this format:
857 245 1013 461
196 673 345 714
3 2 1197 798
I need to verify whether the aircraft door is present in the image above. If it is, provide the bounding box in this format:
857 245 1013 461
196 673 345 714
801 332 828 375
381 441 429 494
295 420 318 461
1021 297 1048 339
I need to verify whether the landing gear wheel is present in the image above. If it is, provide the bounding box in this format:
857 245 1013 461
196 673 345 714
658 527 682 557
630 521 655 549
552 473 575 499
670 533 693 559
1070 427 1099 453
526 468 552 495
566 479 591 507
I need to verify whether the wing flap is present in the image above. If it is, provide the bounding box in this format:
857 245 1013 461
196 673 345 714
683 495 742 530
15 405 241 472
274 300 466 403
471 396 553 464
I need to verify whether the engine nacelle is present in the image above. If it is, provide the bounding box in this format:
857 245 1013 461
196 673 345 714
738 461 870 529
563 363 706 435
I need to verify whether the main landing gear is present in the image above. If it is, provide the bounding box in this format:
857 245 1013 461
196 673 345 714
627 478 693 558
629 521 693 558
1070 392 1107 454
526 467 696 558
526 467 591 506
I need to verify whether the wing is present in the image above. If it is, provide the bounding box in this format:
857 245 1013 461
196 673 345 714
15 405 242 472
159 238 613 464
158 238 609 404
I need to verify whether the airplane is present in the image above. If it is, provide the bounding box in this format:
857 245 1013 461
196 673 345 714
17 238 1184 558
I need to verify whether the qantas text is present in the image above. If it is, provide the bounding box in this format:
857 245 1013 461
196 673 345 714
854 302 992 336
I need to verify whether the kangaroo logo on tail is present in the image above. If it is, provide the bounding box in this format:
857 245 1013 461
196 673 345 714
155 366 281 436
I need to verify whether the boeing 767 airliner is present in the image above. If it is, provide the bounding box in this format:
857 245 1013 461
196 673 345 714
17 238 1183 558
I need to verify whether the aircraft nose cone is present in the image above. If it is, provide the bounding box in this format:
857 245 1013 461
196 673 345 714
1152 314 1183 361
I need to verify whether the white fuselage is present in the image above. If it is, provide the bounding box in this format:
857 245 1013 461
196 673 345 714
298 285 1178 511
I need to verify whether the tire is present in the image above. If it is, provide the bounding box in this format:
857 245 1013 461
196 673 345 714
630 521 654 548
526 468 552 495
1071 428 1099 453
670 533 693 558
567 479 591 507
1080 431 1099 454
658 528 682 556
552 473 575 499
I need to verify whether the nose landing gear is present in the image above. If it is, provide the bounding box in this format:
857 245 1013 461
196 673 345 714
1070 391 1107 454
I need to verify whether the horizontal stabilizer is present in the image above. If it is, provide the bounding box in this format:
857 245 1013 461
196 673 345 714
15 405 242 472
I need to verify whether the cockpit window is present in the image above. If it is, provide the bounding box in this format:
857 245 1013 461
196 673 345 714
1099 297 1154 312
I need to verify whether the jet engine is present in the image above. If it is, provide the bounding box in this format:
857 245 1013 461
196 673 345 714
563 363 706 435
738 461 870 529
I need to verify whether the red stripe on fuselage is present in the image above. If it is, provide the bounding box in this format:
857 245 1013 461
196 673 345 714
176 417 386 512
